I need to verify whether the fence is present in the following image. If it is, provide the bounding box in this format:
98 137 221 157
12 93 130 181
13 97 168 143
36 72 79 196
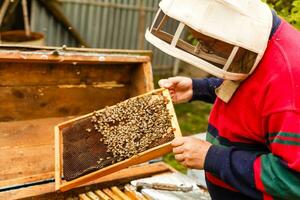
31 0 178 75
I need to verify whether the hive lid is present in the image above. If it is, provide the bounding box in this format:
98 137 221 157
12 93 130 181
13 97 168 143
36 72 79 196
0 44 152 63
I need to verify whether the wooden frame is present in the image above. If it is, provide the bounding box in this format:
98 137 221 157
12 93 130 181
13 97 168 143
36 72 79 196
223 46 239 71
55 88 181 192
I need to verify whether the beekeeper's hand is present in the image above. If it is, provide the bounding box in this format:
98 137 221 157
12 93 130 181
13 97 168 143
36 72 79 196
172 136 212 169
158 76 193 104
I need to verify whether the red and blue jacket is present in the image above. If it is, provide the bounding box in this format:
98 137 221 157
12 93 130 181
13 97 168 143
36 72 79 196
192 11 300 200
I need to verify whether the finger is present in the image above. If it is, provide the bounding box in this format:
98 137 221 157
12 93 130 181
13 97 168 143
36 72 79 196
158 79 173 89
171 137 185 147
167 76 186 85
170 94 177 102
173 146 184 154
180 160 188 168
169 89 176 96
169 88 176 93
174 153 185 162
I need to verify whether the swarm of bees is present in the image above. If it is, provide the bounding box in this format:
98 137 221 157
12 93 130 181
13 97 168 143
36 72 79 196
90 93 174 165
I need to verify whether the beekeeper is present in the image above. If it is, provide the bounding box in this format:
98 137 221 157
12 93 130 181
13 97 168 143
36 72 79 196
145 0 300 199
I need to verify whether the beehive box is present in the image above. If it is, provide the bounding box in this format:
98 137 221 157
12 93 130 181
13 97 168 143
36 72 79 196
55 89 181 191
20 162 179 200
0 45 155 199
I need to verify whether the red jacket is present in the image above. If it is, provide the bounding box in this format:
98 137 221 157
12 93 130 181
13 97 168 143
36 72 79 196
200 20 300 200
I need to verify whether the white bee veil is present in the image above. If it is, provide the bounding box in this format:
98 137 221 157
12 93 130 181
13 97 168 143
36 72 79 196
145 0 273 81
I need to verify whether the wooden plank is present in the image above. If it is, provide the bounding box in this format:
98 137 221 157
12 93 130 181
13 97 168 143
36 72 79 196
79 193 92 200
86 191 101 200
129 62 154 97
162 89 182 138
223 46 239 71
55 125 62 191
94 189 112 200
85 162 171 186
0 51 150 65
0 162 172 200
143 62 155 92
0 117 71 148
171 22 185 47
56 89 182 192
157 14 168 31
0 172 53 189
0 86 129 121
0 117 70 187
0 45 152 56
124 184 147 200
111 186 132 200
124 185 139 200
0 0 20 31
0 0 10 26
21 0 31 36
0 182 55 200
0 63 132 86
0 145 54 186
103 188 122 200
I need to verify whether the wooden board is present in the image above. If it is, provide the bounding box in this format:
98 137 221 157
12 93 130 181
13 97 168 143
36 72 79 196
0 162 173 200
55 89 181 192
129 62 154 97
0 145 54 186
0 45 151 54
0 117 72 188
0 49 150 65
0 86 129 121
0 63 133 86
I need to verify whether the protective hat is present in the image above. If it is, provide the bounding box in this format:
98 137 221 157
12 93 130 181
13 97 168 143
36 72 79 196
145 0 273 81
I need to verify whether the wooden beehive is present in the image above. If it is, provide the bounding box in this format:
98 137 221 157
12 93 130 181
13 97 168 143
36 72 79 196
55 89 181 192
20 162 179 200
0 45 155 199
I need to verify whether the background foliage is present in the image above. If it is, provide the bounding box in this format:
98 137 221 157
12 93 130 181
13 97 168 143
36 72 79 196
264 0 300 30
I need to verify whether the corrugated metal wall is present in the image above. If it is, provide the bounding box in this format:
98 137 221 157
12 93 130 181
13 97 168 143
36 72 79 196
30 0 178 75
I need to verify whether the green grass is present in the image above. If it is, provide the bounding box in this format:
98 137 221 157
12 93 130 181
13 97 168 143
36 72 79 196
174 101 212 136
164 101 212 173
163 153 188 173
